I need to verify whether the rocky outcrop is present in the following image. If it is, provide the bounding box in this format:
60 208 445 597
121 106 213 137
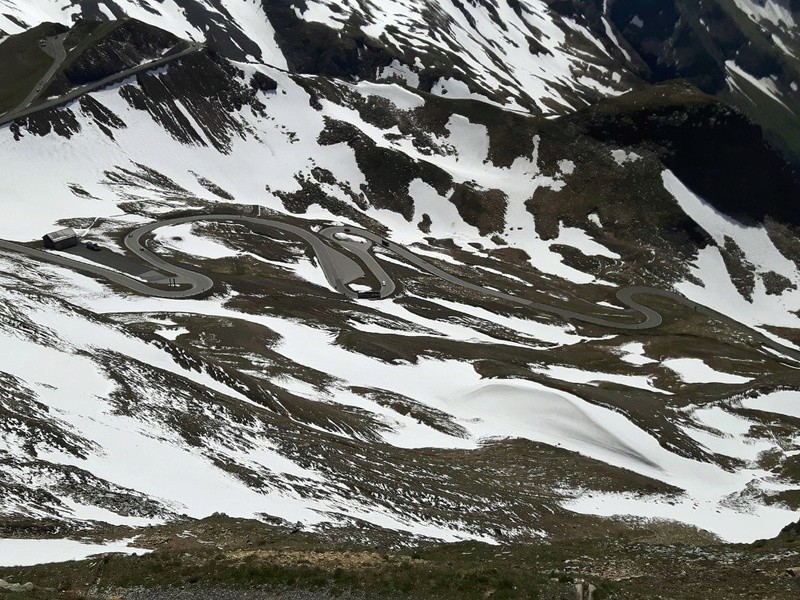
47 19 182 95
0 579 34 593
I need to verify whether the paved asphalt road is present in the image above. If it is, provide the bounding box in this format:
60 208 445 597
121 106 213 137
2 214 799 362
122 215 366 299
321 224 800 362
0 33 792 357
321 225 664 329
15 34 68 112
319 226 395 298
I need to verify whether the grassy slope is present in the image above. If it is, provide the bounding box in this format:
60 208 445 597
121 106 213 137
0 515 798 599
0 18 178 116
0 20 121 115
0 22 66 114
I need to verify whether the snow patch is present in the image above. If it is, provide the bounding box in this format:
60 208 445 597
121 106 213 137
354 81 424 110
0 538 150 567
611 149 640 166
740 390 800 419
618 342 657 366
662 358 752 384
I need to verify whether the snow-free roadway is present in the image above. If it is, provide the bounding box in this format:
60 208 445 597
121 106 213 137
1 214 799 362
14 34 68 113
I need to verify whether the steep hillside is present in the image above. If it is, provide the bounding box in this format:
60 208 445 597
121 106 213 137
3 0 797 168
601 0 800 170
0 6 799 598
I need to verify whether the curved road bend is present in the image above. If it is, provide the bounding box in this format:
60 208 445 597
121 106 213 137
321 225 663 329
320 225 800 362
319 227 396 298
0 238 195 298
124 215 366 299
2 215 799 361
0 215 364 298
15 34 68 112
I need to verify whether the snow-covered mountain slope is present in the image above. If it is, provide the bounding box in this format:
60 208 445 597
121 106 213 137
1 9 800 547
0 0 287 67
602 0 800 170
4 0 798 170
2 208 799 544
0 0 637 114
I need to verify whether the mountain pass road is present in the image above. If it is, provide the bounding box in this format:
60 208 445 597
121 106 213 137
2 214 799 362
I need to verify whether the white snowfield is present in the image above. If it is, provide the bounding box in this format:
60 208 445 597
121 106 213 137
0 58 624 291
665 170 800 332
731 0 796 28
0 254 792 544
0 0 288 68
0 537 150 567
0 0 628 114
0 1 798 548
662 358 753 385
739 390 800 419
0 70 798 543
0 258 500 543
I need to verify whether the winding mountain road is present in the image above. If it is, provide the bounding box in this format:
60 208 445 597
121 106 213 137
2 213 799 362
122 215 365 298
15 34 68 113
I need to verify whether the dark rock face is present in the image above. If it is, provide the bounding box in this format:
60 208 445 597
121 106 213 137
78 95 126 139
605 0 800 171
11 106 81 139
778 518 800 539
119 52 266 153
608 0 783 93
582 83 800 225
318 117 452 220
262 0 398 79
448 183 507 235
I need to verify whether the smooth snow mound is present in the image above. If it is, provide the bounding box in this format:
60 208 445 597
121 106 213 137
453 381 659 470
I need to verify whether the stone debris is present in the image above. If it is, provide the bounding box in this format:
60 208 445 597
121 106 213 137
575 581 597 600
0 579 34 592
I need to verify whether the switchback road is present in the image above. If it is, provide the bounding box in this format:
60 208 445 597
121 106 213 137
2 214 799 362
